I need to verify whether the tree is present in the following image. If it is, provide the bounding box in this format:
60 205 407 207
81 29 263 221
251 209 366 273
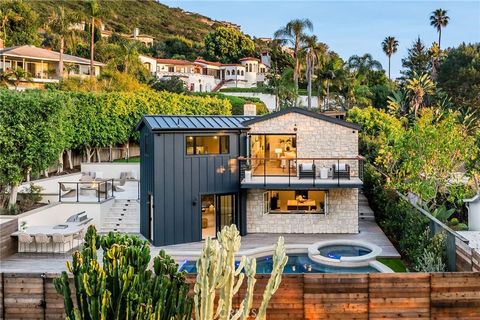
302 35 325 109
428 42 443 81
348 53 383 75
406 72 435 117
152 36 200 60
86 0 106 76
0 90 67 209
437 43 480 111
430 9 450 49
382 36 399 79
0 0 40 46
204 27 255 63
1 67 31 90
274 19 313 93
151 76 187 94
47 6 81 80
401 37 431 78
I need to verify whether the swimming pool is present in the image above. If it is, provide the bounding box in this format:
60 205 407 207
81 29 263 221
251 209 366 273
178 253 379 274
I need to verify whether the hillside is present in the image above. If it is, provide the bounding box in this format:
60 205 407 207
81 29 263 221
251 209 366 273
30 0 228 43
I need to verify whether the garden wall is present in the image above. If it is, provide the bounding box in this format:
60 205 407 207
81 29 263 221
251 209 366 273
0 219 17 260
1 272 480 319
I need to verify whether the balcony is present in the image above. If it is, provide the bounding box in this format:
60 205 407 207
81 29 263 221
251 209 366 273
239 157 364 189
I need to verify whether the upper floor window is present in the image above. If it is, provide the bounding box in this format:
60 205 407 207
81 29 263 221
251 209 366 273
186 135 229 155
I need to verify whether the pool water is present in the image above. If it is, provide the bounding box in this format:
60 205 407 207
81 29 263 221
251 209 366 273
318 245 372 259
178 254 379 274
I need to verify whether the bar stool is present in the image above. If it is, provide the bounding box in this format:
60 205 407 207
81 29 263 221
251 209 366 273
34 234 50 253
52 233 74 254
73 228 86 249
18 233 34 252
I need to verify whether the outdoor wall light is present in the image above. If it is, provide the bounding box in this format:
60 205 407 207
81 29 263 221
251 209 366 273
192 197 198 206
293 124 298 132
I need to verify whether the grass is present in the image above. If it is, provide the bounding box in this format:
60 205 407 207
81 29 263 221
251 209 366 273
378 258 408 272
113 156 140 163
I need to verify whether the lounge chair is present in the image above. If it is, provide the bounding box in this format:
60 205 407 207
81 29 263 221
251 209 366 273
60 183 76 198
299 163 316 179
332 163 350 179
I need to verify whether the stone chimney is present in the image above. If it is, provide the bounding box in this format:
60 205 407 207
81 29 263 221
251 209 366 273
243 103 257 116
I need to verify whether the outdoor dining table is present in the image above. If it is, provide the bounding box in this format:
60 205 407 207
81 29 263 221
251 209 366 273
11 219 92 253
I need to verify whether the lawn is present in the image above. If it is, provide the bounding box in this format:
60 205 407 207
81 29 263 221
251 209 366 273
378 258 408 272
113 156 140 163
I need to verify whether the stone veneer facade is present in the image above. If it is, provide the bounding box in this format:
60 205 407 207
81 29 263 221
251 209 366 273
246 189 358 233
246 111 360 233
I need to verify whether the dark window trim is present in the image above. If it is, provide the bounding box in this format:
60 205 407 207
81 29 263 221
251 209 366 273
186 135 230 156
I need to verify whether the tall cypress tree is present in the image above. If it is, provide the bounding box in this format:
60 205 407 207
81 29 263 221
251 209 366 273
401 37 431 78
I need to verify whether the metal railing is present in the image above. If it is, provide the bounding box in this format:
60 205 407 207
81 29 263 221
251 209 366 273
58 179 115 203
238 156 365 187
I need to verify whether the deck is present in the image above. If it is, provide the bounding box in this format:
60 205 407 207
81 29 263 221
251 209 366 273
241 176 363 188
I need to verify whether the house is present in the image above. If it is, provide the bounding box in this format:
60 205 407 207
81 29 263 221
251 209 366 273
0 45 104 89
136 107 363 246
130 28 155 47
141 55 270 92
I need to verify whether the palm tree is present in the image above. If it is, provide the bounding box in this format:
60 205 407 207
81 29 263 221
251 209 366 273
347 53 383 74
428 42 443 80
274 19 313 94
406 72 435 117
2 67 32 90
86 0 103 76
381 36 399 79
302 35 323 109
48 6 80 80
430 9 449 49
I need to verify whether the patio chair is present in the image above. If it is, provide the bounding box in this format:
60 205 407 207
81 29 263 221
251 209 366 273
34 233 50 253
299 163 316 179
60 183 77 198
332 163 350 179
52 233 74 254
18 233 34 252
113 177 126 192
80 175 94 182
73 228 86 249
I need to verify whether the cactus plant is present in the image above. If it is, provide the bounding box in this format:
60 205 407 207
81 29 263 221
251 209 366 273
194 225 288 320
54 225 193 320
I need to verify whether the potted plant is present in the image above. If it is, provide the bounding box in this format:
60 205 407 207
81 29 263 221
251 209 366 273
244 163 252 181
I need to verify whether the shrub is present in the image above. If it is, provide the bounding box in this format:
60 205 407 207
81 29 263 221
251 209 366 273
54 226 193 320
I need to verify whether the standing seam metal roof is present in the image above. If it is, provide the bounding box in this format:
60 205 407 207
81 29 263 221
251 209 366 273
140 115 255 131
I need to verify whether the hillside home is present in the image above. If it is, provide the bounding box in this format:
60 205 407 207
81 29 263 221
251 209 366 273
140 55 270 93
136 107 363 246
0 45 104 89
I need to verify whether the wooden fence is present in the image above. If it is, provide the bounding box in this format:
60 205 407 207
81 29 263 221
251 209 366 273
0 219 17 260
1 272 480 319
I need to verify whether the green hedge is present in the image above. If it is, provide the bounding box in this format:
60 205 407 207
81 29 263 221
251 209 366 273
363 164 447 272
192 92 269 115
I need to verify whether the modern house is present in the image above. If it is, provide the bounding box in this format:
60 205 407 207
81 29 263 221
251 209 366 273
136 107 363 246
139 55 270 92
0 45 104 89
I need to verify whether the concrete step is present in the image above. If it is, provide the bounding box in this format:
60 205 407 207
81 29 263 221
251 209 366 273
101 199 140 233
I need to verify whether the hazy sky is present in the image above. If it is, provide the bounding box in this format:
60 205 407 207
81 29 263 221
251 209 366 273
161 0 480 78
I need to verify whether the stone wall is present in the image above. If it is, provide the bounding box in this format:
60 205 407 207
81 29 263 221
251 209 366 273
246 188 358 233
248 112 360 175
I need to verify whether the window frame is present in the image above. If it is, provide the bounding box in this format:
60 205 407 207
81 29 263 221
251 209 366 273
263 190 328 215
185 135 230 156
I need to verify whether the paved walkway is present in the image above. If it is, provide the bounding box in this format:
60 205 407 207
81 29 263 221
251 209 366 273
154 220 399 259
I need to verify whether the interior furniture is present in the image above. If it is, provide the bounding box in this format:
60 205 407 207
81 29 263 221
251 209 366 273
299 163 316 179
332 163 350 179
286 199 317 211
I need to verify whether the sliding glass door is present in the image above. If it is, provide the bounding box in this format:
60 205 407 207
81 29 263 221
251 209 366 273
201 193 236 239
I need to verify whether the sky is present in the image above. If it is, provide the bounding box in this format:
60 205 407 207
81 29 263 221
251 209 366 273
161 0 480 78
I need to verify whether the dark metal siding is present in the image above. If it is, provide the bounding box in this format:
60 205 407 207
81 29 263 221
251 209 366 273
151 131 242 246
139 127 155 241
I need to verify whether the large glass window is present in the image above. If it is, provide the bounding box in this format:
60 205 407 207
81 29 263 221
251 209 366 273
249 134 297 176
186 135 229 155
263 190 327 214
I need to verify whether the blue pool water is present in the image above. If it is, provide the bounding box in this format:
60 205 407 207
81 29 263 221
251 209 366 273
318 245 372 259
178 254 378 274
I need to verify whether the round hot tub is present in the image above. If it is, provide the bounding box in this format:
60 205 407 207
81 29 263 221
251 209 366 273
319 245 372 259
308 240 383 268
